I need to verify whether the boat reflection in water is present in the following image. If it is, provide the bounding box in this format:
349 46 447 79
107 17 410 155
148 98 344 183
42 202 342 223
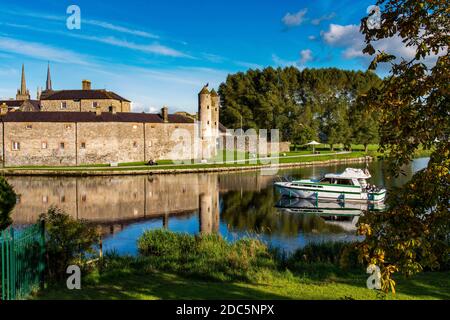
275 197 385 232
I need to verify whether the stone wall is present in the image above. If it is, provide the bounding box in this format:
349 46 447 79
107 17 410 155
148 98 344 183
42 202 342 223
1 121 197 166
40 99 131 112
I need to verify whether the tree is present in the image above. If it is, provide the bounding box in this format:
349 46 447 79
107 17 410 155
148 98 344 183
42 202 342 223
218 67 382 144
0 177 16 230
40 207 100 281
357 0 449 293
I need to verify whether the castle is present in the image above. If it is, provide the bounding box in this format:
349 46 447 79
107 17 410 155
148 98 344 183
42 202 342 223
0 64 220 166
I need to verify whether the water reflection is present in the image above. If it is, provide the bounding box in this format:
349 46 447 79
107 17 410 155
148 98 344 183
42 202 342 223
9 158 428 254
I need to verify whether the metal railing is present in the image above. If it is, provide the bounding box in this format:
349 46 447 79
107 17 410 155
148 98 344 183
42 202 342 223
1 221 45 300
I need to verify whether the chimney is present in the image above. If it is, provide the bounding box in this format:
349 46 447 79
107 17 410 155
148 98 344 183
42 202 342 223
161 106 169 123
82 80 91 90
1 103 8 115
95 105 102 116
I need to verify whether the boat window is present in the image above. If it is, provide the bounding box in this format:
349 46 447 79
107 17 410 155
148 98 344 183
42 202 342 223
319 178 332 184
358 179 367 187
336 179 353 185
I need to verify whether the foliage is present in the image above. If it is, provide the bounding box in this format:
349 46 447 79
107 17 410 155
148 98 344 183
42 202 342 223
0 177 16 230
137 229 275 282
219 67 382 146
357 0 450 293
39 207 100 281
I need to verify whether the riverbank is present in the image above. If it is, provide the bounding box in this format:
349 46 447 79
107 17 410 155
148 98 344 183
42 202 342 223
35 230 450 300
0 152 372 176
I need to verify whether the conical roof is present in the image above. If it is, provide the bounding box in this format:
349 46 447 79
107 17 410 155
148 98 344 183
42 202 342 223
199 85 210 95
210 88 218 97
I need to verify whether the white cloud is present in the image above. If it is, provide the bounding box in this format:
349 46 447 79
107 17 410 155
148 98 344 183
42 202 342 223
84 19 159 39
0 36 90 65
308 35 317 41
300 49 314 64
0 8 160 40
282 9 308 27
321 23 446 68
272 50 314 68
311 12 336 26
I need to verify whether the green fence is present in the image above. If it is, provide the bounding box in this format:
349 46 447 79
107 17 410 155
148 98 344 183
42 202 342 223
1 221 46 300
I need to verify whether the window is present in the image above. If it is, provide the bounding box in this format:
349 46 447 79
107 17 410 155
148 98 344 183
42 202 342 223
42 142 48 149
148 141 152 147
65 124 71 129
60 195 65 202
207 105 210 109
207 121 210 125
12 142 20 151
93 102 98 108
60 142 65 149
133 125 137 129
26 124 32 129
61 102 67 109
133 141 138 148
109 106 113 112
80 142 86 149
16 195 21 204
81 195 87 202
42 196 48 203
336 179 353 185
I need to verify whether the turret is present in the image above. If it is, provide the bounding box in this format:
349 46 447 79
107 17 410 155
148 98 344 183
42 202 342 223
210 89 220 139
198 85 212 140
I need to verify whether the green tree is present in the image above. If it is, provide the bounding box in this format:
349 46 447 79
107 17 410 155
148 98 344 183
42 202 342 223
357 0 449 293
40 207 100 281
0 177 16 230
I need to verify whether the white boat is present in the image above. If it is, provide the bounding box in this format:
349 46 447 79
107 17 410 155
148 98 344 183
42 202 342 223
274 168 386 203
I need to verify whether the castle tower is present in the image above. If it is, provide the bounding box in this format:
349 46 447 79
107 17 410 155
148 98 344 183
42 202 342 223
198 85 213 159
210 89 220 139
16 64 30 101
46 62 52 91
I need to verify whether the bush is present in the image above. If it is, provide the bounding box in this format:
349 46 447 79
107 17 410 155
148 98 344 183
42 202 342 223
0 177 16 230
280 241 362 271
137 229 275 282
39 207 100 281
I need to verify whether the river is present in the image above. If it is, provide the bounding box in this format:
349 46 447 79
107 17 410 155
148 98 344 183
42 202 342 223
9 158 429 254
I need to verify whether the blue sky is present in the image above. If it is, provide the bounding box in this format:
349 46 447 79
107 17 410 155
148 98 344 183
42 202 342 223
0 0 403 113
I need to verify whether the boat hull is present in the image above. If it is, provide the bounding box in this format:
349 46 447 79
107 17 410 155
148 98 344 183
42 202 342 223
274 182 386 203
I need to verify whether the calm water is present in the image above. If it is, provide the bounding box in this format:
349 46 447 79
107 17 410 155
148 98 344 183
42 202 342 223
9 158 429 254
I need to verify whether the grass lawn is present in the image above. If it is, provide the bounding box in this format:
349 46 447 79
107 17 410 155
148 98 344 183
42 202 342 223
3 151 366 172
35 269 450 300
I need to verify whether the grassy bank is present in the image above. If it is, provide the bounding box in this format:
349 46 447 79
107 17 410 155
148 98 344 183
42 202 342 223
1 152 368 173
35 230 450 300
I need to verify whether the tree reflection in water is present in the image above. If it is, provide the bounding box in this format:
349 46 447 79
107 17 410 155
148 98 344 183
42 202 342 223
221 188 351 237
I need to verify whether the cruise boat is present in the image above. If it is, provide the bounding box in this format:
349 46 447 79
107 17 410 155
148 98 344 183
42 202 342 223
274 168 386 202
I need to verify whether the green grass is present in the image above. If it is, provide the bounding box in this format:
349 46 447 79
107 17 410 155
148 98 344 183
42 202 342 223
2 151 366 172
35 267 450 300
34 231 450 300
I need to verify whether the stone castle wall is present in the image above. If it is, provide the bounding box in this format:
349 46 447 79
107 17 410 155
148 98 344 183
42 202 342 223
1 121 197 166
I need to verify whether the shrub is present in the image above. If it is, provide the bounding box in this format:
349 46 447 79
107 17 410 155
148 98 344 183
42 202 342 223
39 207 100 281
0 177 16 230
137 229 274 282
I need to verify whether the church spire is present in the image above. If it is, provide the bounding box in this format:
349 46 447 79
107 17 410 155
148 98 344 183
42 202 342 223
46 62 52 91
16 64 30 100
21 63 27 94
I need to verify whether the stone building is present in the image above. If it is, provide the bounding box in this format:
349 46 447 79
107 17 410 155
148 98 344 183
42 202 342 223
0 65 220 166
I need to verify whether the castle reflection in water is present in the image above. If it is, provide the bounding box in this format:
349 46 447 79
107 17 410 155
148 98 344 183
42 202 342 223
9 172 275 236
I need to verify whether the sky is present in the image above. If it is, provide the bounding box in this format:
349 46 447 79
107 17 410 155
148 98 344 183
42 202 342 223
0 0 418 113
